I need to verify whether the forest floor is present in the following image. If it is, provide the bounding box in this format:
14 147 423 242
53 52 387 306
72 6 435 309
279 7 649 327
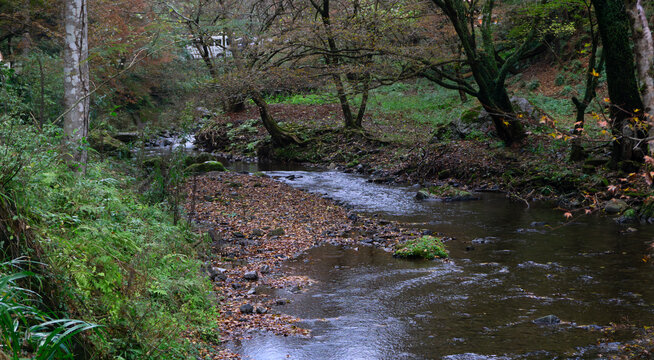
184 171 427 359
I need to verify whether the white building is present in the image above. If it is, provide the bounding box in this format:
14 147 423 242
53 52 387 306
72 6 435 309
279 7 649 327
185 35 232 59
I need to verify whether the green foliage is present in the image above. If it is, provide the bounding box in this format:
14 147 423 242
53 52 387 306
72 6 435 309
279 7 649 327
0 259 101 360
0 116 216 358
0 54 64 122
527 94 573 117
23 159 217 358
527 79 541 91
394 236 448 260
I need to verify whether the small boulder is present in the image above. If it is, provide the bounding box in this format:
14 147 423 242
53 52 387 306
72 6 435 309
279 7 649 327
243 271 259 281
207 267 227 281
184 161 226 174
605 199 628 214
251 229 264 237
255 306 267 314
88 129 130 158
275 298 289 306
184 152 216 167
268 228 285 237
239 304 254 314
533 315 561 325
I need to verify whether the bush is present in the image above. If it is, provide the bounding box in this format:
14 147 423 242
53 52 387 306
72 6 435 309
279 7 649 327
394 236 448 260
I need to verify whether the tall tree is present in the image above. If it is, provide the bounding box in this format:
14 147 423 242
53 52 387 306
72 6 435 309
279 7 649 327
591 0 646 162
624 0 654 154
309 0 365 129
424 0 540 145
570 0 605 161
63 0 90 168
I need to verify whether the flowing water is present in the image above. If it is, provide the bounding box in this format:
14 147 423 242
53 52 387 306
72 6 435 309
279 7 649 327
227 168 654 360
140 140 654 359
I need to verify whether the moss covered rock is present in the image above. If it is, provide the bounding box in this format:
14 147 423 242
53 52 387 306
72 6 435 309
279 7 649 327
184 152 216 167
604 198 628 214
415 184 478 202
184 161 226 174
88 129 130 158
394 236 448 260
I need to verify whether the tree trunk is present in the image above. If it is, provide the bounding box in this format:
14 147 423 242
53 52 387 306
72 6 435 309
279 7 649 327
625 0 654 153
251 91 301 147
571 9 604 162
63 0 90 169
475 70 525 145
592 0 646 162
314 0 362 129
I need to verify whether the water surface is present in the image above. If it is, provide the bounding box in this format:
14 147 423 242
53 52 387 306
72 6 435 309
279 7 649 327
230 169 654 359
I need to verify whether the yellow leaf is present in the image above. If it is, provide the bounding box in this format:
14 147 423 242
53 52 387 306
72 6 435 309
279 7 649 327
590 69 599 77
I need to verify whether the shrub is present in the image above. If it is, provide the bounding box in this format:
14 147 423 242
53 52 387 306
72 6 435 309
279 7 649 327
0 259 101 360
394 236 448 260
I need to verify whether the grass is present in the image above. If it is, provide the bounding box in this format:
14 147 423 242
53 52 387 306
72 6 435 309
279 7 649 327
266 93 338 105
364 80 469 143
394 236 448 260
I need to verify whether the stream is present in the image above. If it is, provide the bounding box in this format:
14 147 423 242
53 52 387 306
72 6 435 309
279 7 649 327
141 142 654 359
229 167 654 359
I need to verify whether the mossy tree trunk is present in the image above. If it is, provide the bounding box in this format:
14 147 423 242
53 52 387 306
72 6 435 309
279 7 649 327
250 91 302 147
592 0 646 162
428 0 536 145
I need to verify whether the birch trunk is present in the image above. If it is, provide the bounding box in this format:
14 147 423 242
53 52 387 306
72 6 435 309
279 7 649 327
63 0 90 168
625 0 654 153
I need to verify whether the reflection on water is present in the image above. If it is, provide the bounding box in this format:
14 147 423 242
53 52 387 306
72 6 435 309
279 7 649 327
230 168 654 359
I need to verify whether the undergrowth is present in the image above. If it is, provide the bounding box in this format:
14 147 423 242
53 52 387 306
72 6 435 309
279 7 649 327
0 118 217 359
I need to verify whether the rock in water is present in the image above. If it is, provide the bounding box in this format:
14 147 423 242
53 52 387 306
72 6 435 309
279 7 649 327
533 315 561 325
604 199 628 214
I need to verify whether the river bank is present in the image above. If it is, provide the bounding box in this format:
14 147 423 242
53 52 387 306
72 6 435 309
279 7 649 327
193 101 654 226
184 171 428 358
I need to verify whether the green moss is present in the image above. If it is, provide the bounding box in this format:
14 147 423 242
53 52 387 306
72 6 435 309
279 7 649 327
459 107 482 124
184 161 226 174
394 236 448 260
88 129 130 158
184 152 215 167
427 184 472 198
623 208 637 219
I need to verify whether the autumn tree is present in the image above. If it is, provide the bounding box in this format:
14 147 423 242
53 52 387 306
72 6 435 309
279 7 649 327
167 0 304 146
164 0 246 112
88 0 171 130
569 0 605 161
63 0 90 168
591 0 646 163
300 0 414 130
418 0 543 145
